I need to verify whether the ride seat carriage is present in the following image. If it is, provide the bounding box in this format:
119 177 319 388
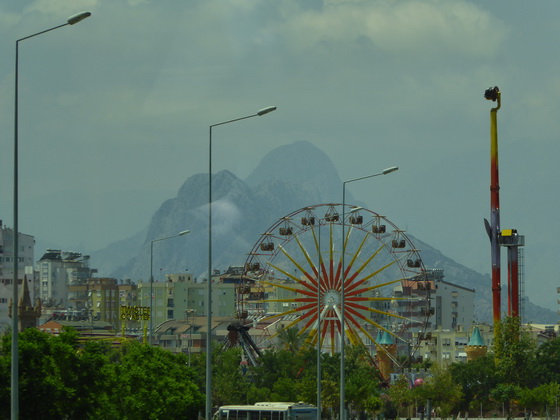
372 224 386 233
392 239 406 248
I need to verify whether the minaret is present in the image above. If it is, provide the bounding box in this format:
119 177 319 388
14 276 42 331
465 326 487 361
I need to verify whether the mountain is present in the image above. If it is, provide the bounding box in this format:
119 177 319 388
93 140 558 325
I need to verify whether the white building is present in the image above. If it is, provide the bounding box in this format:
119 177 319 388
0 220 36 333
37 250 93 308
432 276 475 331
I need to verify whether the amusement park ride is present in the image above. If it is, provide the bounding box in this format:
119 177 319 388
225 203 436 380
484 86 524 324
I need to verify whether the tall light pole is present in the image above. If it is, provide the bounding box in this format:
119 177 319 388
149 229 190 345
316 218 323 420
340 166 398 420
207 105 276 419
11 12 91 420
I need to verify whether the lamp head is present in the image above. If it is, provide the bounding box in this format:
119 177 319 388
179 230 191 236
257 106 277 116
67 12 91 25
382 166 399 175
484 86 500 102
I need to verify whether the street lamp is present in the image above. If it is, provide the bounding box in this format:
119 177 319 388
340 166 398 420
11 12 91 420
149 229 190 345
207 105 276 419
316 218 323 420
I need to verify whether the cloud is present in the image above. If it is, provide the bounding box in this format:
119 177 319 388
213 199 243 236
23 0 99 19
276 0 507 58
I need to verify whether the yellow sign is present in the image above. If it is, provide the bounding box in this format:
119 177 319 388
120 305 150 321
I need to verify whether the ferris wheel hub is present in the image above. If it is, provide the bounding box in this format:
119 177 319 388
323 289 341 309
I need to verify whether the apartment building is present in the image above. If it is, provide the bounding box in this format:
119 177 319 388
415 324 493 366
393 269 475 332
137 273 236 333
89 277 119 325
38 249 95 308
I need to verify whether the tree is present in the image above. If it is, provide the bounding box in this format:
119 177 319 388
0 327 118 419
449 355 499 414
12 328 80 419
518 383 560 417
493 317 536 387
413 364 463 419
343 345 381 416
277 326 307 353
490 383 521 418
528 337 560 387
104 341 204 419
387 375 413 418
212 346 251 406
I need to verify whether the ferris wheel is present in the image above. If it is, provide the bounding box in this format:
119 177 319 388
239 203 432 366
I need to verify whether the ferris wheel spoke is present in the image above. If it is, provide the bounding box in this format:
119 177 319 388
319 313 330 345
343 244 388 291
329 224 340 290
293 233 321 286
351 276 408 297
342 229 370 280
337 309 365 347
343 308 378 345
268 317 306 340
261 301 318 323
348 295 409 304
311 227 331 293
347 261 406 294
302 312 319 333
266 261 317 294
276 244 319 290
299 312 320 338
345 310 406 345
310 227 321 277
346 325 362 346
260 279 317 298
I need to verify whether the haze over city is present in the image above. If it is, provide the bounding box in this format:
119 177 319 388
1 1 559 311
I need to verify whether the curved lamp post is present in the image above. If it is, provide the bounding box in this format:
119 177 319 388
149 229 190 345
207 105 276 419
340 166 398 420
12 12 91 420
316 218 324 419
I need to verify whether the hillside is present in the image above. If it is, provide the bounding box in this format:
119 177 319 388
92 141 558 325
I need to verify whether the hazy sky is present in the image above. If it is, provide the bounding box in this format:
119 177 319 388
1 1 559 311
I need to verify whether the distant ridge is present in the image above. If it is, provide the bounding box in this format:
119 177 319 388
91 141 558 325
